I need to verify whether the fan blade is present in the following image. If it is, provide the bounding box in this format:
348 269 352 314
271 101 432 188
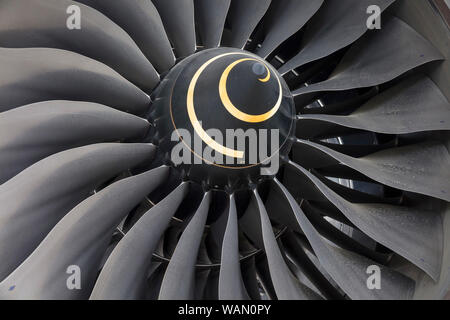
0 168 168 299
241 257 262 300
279 0 395 74
0 0 159 92
274 178 415 299
270 178 389 263
293 139 450 201
0 48 149 114
218 194 249 300
152 0 196 58
75 0 175 73
0 143 156 281
281 231 344 300
286 160 443 281
300 200 390 264
312 172 398 204
0 100 149 184
293 17 443 97
256 0 324 59
195 0 230 48
159 192 211 300
313 139 397 158
297 76 450 134
224 0 271 49
252 190 322 300
90 183 189 300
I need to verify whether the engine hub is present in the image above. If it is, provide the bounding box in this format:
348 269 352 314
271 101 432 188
150 48 295 190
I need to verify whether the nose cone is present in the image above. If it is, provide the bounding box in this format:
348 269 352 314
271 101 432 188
150 47 296 190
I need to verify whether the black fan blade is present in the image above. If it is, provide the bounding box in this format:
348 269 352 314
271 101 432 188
0 168 168 299
0 48 149 114
152 0 196 58
90 183 189 300
0 143 155 281
0 101 149 184
75 0 175 73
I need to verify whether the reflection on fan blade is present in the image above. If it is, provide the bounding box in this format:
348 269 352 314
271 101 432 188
0 101 149 184
313 172 399 204
75 0 175 73
241 257 262 300
152 0 196 58
274 178 415 299
314 139 397 158
224 0 271 49
293 17 443 96
294 139 450 201
316 164 375 183
0 143 156 281
281 231 344 300
218 194 249 300
159 192 211 300
252 190 322 300
0 0 159 92
90 183 189 300
195 0 230 48
286 160 443 281
0 167 168 299
295 117 354 139
256 0 324 59
273 177 389 264
279 0 395 74
300 200 390 264
298 76 450 134
255 254 277 299
0 48 150 114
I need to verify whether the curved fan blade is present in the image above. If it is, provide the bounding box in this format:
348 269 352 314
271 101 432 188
293 17 443 97
256 0 324 59
313 140 397 158
312 171 399 205
297 76 450 134
252 190 322 300
218 194 249 300
152 0 196 58
0 100 149 183
0 0 159 92
223 0 271 49
0 143 156 281
0 167 168 299
75 0 175 73
286 160 444 281
281 231 344 300
0 48 149 114
274 178 415 299
90 183 189 300
279 0 395 74
269 179 390 264
293 139 450 201
195 0 230 48
300 202 390 264
159 192 211 299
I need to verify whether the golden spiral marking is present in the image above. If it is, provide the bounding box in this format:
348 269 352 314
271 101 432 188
187 52 282 159
219 58 282 123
